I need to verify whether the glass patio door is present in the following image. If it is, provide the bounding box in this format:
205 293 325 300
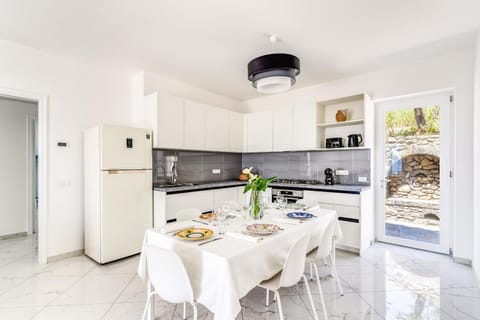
375 92 452 254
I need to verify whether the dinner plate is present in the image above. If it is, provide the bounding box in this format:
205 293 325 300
176 228 214 241
287 211 314 219
246 223 280 235
199 212 214 220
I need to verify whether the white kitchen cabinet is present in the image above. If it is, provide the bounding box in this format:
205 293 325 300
303 189 373 255
214 187 240 208
273 106 293 151
293 103 317 150
205 105 229 151
246 111 273 152
144 92 184 148
184 100 206 150
154 187 248 227
228 112 244 152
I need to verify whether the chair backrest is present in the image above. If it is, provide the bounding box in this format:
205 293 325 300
315 218 337 260
176 208 202 222
145 245 194 304
279 234 311 287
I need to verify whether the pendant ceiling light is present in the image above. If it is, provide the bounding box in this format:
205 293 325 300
247 36 300 94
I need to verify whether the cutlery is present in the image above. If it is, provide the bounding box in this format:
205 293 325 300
198 237 223 246
192 219 209 225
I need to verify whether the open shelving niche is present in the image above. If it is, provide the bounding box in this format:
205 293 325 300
316 94 367 149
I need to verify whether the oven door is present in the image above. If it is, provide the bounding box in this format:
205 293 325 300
271 189 303 204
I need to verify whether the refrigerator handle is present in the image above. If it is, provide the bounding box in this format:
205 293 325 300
107 169 149 174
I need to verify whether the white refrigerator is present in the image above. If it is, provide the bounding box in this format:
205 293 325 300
84 124 153 264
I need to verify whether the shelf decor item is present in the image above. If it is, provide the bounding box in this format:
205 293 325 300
335 109 348 122
239 167 250 181
242 167 276 220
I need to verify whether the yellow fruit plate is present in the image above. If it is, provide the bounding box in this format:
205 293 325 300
176 228 214 241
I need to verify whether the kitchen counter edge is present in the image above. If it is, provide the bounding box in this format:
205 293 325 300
153 181 370 194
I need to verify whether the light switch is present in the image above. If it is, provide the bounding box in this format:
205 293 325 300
212 169 221 174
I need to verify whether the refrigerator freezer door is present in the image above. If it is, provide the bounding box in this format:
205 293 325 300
100 125 152 170
100 169 152 263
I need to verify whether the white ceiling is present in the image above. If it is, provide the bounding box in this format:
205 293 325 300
0 0 479 100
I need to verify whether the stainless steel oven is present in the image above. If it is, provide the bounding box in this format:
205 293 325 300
271 188 304 204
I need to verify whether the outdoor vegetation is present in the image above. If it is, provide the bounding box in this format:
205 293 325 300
386 105 440 137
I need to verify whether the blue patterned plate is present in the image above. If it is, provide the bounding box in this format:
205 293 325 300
287 211 314 219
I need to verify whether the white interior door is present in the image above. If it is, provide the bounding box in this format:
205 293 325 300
375 92 452 254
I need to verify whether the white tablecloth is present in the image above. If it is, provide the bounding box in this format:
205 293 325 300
138 208 341 320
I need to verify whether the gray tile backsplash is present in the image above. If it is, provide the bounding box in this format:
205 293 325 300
153 150 242 185
153 149 371 186
242 149 371 185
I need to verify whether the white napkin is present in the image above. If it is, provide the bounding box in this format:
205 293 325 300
226 231 262 243
159 221 194 234
305 205 320 212
271 218 302 225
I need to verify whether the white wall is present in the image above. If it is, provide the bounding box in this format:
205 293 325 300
0 98 37 236
241 48 475 261
144 71 241 112
473 34 480 277
0 39 135 258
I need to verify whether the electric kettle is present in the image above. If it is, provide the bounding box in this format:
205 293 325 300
347 134 363 147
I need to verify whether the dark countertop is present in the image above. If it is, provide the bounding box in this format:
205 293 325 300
153 180 370 194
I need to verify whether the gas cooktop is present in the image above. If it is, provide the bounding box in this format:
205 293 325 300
272 179 323 185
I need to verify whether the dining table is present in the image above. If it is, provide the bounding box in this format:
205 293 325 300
137 207 342 320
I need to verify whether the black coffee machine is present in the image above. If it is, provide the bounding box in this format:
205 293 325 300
324 168 335 185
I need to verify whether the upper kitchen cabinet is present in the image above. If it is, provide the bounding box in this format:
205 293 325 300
144 92 184 148
184 100 207 150
246 111 273 152
316 93 373 149
228 111 244 152
292 103 317 150
272 106 293 151
205 105 229 151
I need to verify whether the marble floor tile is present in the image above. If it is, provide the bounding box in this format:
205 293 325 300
31 304 111 320
340 271 407 292
419 287 480 320
50 273 133 305
0 306 42 320
1 235 479 320
36 255 96 277
359 289 454 320
241 293 314 320
88 255 140 275
301 292 383 320
103 301 177 320
0 275 81 307
116 275 148 303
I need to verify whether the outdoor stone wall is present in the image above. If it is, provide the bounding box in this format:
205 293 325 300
385 135 440 227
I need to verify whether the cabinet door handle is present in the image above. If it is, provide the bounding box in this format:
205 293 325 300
338 217 359 223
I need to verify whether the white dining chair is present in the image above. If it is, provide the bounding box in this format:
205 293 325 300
305 219 343 320
259 234 320 320
176 208 202 222
141 245 198 320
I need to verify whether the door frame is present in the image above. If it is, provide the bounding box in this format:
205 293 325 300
374 89 454 254
0 87 49 264
26 113 38 235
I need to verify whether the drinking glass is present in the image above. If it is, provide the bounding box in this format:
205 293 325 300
276 194 284 209
215 208 226 235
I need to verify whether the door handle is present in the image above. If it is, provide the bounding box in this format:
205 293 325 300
380 178 391 183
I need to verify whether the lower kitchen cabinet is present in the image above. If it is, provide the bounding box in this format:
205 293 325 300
154 186 244 227
303 189 373 255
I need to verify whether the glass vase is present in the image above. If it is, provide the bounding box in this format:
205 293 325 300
249 189 264 220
